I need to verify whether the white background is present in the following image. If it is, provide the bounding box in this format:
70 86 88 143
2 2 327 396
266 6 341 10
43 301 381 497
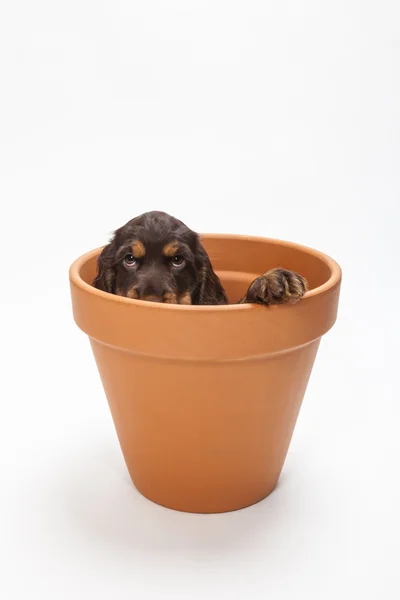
1 1 399 598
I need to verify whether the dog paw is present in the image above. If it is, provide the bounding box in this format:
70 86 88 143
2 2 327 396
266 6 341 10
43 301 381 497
245 268 308 306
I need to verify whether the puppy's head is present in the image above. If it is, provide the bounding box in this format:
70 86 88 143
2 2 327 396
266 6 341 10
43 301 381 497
93 211 227 305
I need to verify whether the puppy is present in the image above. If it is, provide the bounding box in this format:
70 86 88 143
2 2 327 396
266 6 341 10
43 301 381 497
93 211 308 306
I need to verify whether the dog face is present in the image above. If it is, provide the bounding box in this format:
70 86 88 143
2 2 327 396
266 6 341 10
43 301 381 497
93 211 228 305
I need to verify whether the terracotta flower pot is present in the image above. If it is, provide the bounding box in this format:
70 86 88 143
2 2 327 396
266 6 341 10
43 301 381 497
70 234 341 513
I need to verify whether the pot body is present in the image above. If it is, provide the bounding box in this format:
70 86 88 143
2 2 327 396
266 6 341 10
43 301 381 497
70 234 341 513
90 337 320 512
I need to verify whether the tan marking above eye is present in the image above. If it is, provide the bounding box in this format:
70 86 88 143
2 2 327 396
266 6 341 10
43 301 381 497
162 241 179 257
131 240 146 258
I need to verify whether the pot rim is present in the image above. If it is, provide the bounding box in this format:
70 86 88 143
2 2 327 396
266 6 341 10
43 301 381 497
69 233 342 313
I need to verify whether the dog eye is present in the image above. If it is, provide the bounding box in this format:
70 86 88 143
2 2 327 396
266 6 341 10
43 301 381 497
172 255 185 268
123 253 137 267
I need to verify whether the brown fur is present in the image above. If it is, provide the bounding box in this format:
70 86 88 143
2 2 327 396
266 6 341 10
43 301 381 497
163 292 178 304
179 292 192 305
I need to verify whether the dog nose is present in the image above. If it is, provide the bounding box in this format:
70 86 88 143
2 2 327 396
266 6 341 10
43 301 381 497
137 280 167 302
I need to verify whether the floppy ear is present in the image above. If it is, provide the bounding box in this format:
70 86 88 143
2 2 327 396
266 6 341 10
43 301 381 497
192 241 228 305
93 241 117 293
